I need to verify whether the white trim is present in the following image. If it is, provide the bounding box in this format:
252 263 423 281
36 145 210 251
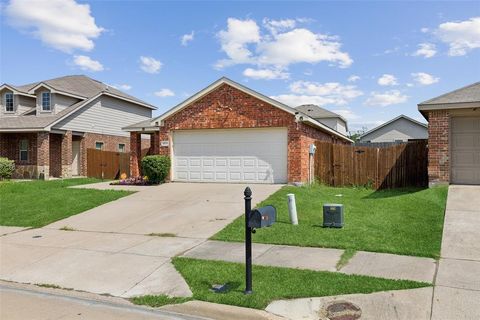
148 77 352 142
19 139 29 161
95 141 104 150
0 84 36 98
4 92 15 113
359 114 427 139
0 128 50 132
28 83 87 100
41 91 52 112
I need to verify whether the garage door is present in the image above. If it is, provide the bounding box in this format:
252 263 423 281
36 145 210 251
451 117 480 184
172 128 288 183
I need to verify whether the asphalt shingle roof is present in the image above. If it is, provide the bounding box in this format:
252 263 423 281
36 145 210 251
1 75 156 131
419 82 480 105
9 75 153 107
295 104 346 122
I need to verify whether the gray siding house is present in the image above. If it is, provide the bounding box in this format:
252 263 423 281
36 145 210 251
358 115 428 143
0 75 155 179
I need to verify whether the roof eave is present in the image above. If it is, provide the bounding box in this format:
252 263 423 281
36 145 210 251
102 92 157 110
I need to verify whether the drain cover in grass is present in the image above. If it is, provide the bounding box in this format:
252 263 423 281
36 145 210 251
210 284 230 293
319 300 361 320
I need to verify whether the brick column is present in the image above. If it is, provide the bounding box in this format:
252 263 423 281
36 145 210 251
150 131 160 155
61 131 72 178
130 132 142 177
427 110 450 186
37 132 50 179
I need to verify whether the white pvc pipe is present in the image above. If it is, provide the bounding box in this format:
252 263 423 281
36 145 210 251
287 193 298 225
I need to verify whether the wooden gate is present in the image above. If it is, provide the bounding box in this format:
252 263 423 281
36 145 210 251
314 140 428 189
87 149 130 179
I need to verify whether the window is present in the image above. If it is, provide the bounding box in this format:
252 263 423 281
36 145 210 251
19 139 28 161
95 142 104 150
118 143 126 152
41 92 51 111
5 93 14 112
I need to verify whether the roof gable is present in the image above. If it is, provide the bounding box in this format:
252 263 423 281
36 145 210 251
359 115 427 139
127 77 352 142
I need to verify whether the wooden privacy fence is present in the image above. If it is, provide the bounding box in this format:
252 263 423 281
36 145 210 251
314 140 428 189
87 149 130 180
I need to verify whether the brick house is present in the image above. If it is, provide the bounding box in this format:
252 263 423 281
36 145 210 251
0 75 155 179
418 82 480 185
124 77 352 184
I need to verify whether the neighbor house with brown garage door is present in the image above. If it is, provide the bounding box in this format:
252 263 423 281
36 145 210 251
124 77 352 184
418 81 480 185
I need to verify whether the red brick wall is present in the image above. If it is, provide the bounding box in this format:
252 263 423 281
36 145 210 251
49 133 62 177
1 132 147 178
0 133 37 165
148 83 347 183
427 110 450 184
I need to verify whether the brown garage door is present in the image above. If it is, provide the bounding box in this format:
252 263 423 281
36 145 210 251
451 117 480 184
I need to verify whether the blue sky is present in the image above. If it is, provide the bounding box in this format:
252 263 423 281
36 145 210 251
1 1 479 132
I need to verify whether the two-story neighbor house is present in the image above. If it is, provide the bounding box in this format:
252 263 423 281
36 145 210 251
294 104 348 136
0 75 155 179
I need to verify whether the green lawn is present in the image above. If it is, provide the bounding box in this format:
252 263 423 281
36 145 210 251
132 257 429 309
213 185 448 258
0 178 133 227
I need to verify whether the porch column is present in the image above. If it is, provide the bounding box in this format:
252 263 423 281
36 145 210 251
130 132 142 177
150 131 160 155
37 132 50 179
61 131 73 178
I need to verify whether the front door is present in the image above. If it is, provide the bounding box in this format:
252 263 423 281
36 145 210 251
72 141 81 176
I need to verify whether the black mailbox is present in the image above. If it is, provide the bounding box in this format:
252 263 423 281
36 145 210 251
248 205 276 229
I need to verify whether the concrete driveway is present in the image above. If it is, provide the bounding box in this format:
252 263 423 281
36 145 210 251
431 185 480 319
47 182 281 238
0 182 281 298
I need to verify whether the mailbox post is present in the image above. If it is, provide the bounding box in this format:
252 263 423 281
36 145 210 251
244 187 253 294
244 187 276 295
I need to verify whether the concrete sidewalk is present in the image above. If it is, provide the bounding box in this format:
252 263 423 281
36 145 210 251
182 240 437 283
431 185 480 320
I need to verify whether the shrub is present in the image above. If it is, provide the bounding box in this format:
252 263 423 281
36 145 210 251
141 155 170 184
0 157 15 180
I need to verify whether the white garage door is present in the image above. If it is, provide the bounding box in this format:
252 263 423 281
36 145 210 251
451 117 480 184
172 128 288 183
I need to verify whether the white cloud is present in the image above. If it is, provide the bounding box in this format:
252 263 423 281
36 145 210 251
72 55 103 71
411 72 439 85
377 74 398 86
332 109 360 120
272 94 338 107
262 18 296 34
348 75 360 82
140 56 162 74
5 0 103 53
216 18 261 68
154 88 175 97
413 43 437 58
435 17 480 56
365 90 408 107
110 84 131 91
257 28 353 68
216 17 352 71
272 81 363 107
181 31 194 46
421 27 429 33
243 68 289 80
